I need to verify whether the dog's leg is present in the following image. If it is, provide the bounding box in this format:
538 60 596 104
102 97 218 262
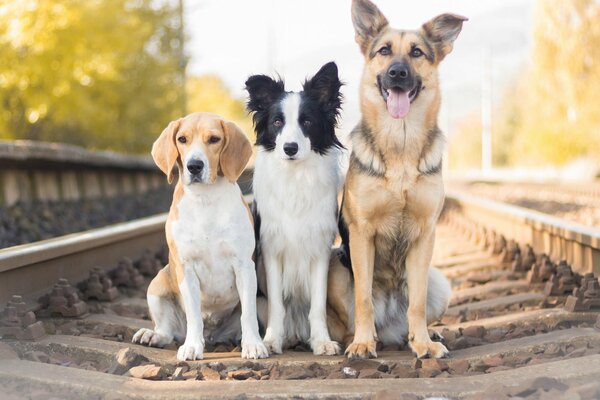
406 229 449 359
235 260 269 359
133 266 184 347
262 252 285 354
176 266 205 361
345 225 377 359
309 257 341 355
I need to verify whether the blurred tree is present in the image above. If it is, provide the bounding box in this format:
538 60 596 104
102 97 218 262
186 75 255 142
448 112 482 170
0 0 183 153
512 0 600 165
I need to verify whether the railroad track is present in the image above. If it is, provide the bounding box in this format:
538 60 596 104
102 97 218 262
1 191 599 399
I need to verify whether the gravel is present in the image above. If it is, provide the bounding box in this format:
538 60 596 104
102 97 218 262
0 188 171 248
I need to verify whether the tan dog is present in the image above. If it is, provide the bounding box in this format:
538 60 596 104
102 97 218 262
132 112 268 361
327 0 466 359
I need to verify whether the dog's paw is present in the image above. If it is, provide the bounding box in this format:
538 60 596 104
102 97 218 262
132 328 170 347
345 341 377 359
312 339 342 356
177 340 204 361
241 340 269 359
409 339 449 359
262 333 283 354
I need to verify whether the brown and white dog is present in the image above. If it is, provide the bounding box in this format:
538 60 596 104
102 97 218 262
326 0 466 359
132 112 268 361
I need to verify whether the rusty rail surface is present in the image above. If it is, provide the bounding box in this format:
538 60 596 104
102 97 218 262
445 190 600 275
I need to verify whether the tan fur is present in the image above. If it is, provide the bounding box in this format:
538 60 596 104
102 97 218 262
331 0 466 359
148 112 253 294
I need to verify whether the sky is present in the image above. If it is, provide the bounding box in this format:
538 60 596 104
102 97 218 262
183 0 534 135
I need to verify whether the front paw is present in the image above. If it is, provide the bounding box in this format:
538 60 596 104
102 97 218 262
132 328 170 347
311 339 341 356
262 332 283 354
242 339 269 359
177 339 204 361
409 339 449 359
345 340 377 359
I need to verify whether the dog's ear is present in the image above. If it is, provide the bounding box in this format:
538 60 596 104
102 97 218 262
303 62 343 112
352 0 389 55
152 119 181 184
219 120 252 183
245 75 285 112
422 13 468 62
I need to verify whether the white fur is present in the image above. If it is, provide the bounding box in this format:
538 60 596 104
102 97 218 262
275 93 312 161
254 131 342 355
133 176 268 361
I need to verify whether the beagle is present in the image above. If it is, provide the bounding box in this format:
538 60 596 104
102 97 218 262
132 112 268 361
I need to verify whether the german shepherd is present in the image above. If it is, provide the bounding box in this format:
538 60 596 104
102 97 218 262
326 0 467 359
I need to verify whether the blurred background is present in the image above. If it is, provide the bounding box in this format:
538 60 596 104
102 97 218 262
2 0 599 177
1 0 599 247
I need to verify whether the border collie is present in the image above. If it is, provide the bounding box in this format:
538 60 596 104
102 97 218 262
245 62 344 355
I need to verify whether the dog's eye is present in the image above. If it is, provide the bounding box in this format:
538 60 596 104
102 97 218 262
302 119 312 128
177 136 187 144
378 46 391 56
208 136 221 144
410 48 423 58
273 119 283 128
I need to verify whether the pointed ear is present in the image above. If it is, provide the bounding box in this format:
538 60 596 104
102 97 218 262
151 119 181 184
422 13 468 62
245 75 285 112
303 62 342 107
352 0 389 55
219 120 252 183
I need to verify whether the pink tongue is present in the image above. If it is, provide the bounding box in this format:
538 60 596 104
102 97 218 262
386 89 410 119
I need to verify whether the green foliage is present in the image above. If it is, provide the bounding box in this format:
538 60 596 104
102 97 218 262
0 0 184 153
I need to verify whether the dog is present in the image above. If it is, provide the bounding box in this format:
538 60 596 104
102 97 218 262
132 112 268 361
326 0 466 359
245 62 344 355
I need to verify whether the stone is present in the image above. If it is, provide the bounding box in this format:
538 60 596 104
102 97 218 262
390 365 418 378
172 366 189 381
358 368 382 379
411 358 422 369
462 325 486 338
421 358 449 371
0 343 19 360
23 351 50 363
208 361 226 372
419 368 442 378
448 359 470 375
227 368 254 380
128 364 164 380
341 366 358 378
182 370 199 380
342 358 381 371
108 347 149 375
200 366 221 381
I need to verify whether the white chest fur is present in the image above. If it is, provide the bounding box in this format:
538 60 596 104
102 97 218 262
253 148 341 300
171 178 254 317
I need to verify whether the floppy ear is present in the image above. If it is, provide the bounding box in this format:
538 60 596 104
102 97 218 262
245 75 285 113
421 13 468 62
151 119 181 184
219 120 252 183
351 0 389 55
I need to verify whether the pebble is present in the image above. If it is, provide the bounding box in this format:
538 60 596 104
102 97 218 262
172 366 189 381
341 367 358 378
419 368 442 378
208 361 226 372
128 364 164 380
200 366 221 381
358 368 382 379
390 365 418 378
0 343 18 360
448 359 469 375
23 351 50 363
108 347 149 375
227 368 254 380
421 359 449 371
462 325 486 338
343 358 381 371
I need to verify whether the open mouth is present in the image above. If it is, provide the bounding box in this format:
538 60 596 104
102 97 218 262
377 77 421 119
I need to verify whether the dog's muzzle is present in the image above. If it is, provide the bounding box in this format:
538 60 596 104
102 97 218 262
377 62 422 119
187 159 205 183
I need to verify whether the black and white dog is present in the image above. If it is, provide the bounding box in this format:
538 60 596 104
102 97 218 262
245 62 343 355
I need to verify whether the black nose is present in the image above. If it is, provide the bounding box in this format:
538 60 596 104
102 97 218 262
187 160 204 175
388 63 409 79
283 142 298 156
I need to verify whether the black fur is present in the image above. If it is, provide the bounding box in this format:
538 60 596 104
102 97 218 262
245 61 344 155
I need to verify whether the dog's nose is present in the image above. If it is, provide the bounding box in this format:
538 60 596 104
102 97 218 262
388 63 409 79
283 142 299 156
187 160 204 175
